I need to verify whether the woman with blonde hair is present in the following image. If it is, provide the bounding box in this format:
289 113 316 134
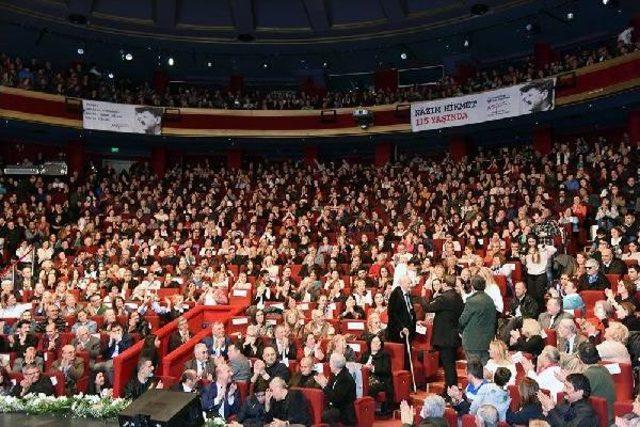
327 334 356 362
484 339 516 385
597 321 631 364
509 318 544 356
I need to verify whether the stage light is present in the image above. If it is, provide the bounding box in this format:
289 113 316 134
207 62 212 67
400 52 407 60
566 12 574 20
262 62 269 69
463 39 470 48
108 73 114 79
168 57 175 66
322 61 329 68
124 53 133 61
77 48 84 55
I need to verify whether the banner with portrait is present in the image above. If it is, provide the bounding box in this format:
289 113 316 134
82 100 164 135
410 78 555 132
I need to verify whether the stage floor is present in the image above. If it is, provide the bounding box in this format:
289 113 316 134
0 414 119 426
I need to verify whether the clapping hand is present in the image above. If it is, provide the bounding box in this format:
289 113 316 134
447 385 463 402
314 373 329 388
537 391 555 414
519 356 534 374
228 382 237 396
399 400 414 425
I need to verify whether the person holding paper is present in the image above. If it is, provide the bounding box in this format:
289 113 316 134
423 274 463 389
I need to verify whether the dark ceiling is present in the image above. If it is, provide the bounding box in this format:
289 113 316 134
0 0 638 82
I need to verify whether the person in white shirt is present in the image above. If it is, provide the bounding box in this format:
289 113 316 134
520 345 564 402
521 237 557 305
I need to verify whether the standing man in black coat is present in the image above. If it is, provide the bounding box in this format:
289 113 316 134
387 275 417 343
316 353 357 427
424 275 464 389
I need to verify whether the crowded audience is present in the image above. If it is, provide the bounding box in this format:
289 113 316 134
0 124 638 427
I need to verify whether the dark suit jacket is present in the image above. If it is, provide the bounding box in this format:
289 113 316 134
102 334 133 359
509 335 544 356
271 339 297 360
323 367 357 426
9 333 38 355
266 389 312 427
387 286 416 343
51 357 85 395
201 336 232 358
237 395 266 426
506 402 543 426
168 330 190 353
508 294 539 319
170 382 198 393
459 291 496 351
240 338 265 359
545 398 598 427
201 382 241 417
601 259 627 275
578 273 610 292
184 357 217 380
10 375 55 397
424 288 464 348
265 362 290 383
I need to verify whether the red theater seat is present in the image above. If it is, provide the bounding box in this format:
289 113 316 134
614 401 633 418
543 328 557 347
589 395 608 427
579 291 605 312
294 387 325 426
341 319 366 339
600 362 633 401
444 407 457 427
354 396 375 427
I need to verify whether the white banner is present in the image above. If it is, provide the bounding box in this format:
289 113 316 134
82 100 163 135
411 78 555 132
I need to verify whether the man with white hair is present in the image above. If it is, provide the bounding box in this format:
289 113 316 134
184 343 216 381
52 344 85 396
387 274 416 343
556 318 588 357
475 404 498 427
315 352 357 426
399 395 448 427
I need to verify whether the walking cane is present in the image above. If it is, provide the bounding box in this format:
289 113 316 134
404 332 417 393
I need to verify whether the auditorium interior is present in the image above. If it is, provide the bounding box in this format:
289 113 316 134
1 1 640 426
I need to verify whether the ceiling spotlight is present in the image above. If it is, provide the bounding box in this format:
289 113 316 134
322 61 329 68
124 53 133 61
168 57 175 66
207 62 212 67
566 12 574 20
400 52 407 60
262 62 269 69
463 39 470 48
108 73 114 79
77 48 84 55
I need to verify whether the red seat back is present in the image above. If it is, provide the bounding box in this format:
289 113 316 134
543 328 557 347
384 342 405 372
579 291 606 312
589 395 608 427
354 396 375 427
600 362 633 401
294 387 325 426
341 320 366 339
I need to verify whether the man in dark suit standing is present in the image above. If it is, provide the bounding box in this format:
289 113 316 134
316 353 357 427
387 275 417 343
424 275 464 388
459 275 496 365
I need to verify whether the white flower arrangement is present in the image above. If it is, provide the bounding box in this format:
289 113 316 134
0 394 131 419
